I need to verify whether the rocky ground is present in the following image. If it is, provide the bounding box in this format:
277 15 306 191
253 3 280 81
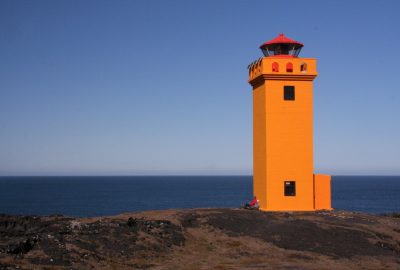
0 208 400 269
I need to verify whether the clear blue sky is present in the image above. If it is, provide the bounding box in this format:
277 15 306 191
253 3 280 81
1 0 399 176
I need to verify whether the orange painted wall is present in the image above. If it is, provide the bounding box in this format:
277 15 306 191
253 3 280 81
265 79 314 211
249 57 330 211
314 174 332 210
253 83 267 208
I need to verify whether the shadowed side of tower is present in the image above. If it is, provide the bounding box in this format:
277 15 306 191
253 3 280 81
248 34 331 211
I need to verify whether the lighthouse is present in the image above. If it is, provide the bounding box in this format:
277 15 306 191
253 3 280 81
248 33 331 211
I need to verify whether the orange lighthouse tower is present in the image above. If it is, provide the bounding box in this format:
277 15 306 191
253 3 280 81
248 34 331 211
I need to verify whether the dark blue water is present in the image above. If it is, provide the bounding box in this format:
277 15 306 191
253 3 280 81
0 176 399 217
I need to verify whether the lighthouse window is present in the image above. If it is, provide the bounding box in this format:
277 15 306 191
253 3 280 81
272 62 279 72
300 63 307 72
286 62 293 72
284 181 296 196
284 86 295 100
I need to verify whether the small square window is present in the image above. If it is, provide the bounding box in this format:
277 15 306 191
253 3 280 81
284 86 295 100
284 181 296 196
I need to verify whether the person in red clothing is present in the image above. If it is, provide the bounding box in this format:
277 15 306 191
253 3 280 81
244 196 259 210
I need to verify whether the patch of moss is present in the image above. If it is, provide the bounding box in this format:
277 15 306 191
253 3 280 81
381 212 400 218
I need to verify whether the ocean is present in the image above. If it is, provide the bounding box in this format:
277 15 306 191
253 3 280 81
0 176 399 217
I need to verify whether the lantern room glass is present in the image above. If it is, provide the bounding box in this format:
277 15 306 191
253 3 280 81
261 43 302 57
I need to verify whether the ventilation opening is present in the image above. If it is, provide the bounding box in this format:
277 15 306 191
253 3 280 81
300 63 307 72
284 181 296 196
272 62 279 72
286 62 293 72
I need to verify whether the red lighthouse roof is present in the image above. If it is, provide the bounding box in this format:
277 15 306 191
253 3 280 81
259 33 304 57
260 33 304 47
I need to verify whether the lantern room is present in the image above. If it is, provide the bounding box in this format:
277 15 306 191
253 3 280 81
260 33 303 57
